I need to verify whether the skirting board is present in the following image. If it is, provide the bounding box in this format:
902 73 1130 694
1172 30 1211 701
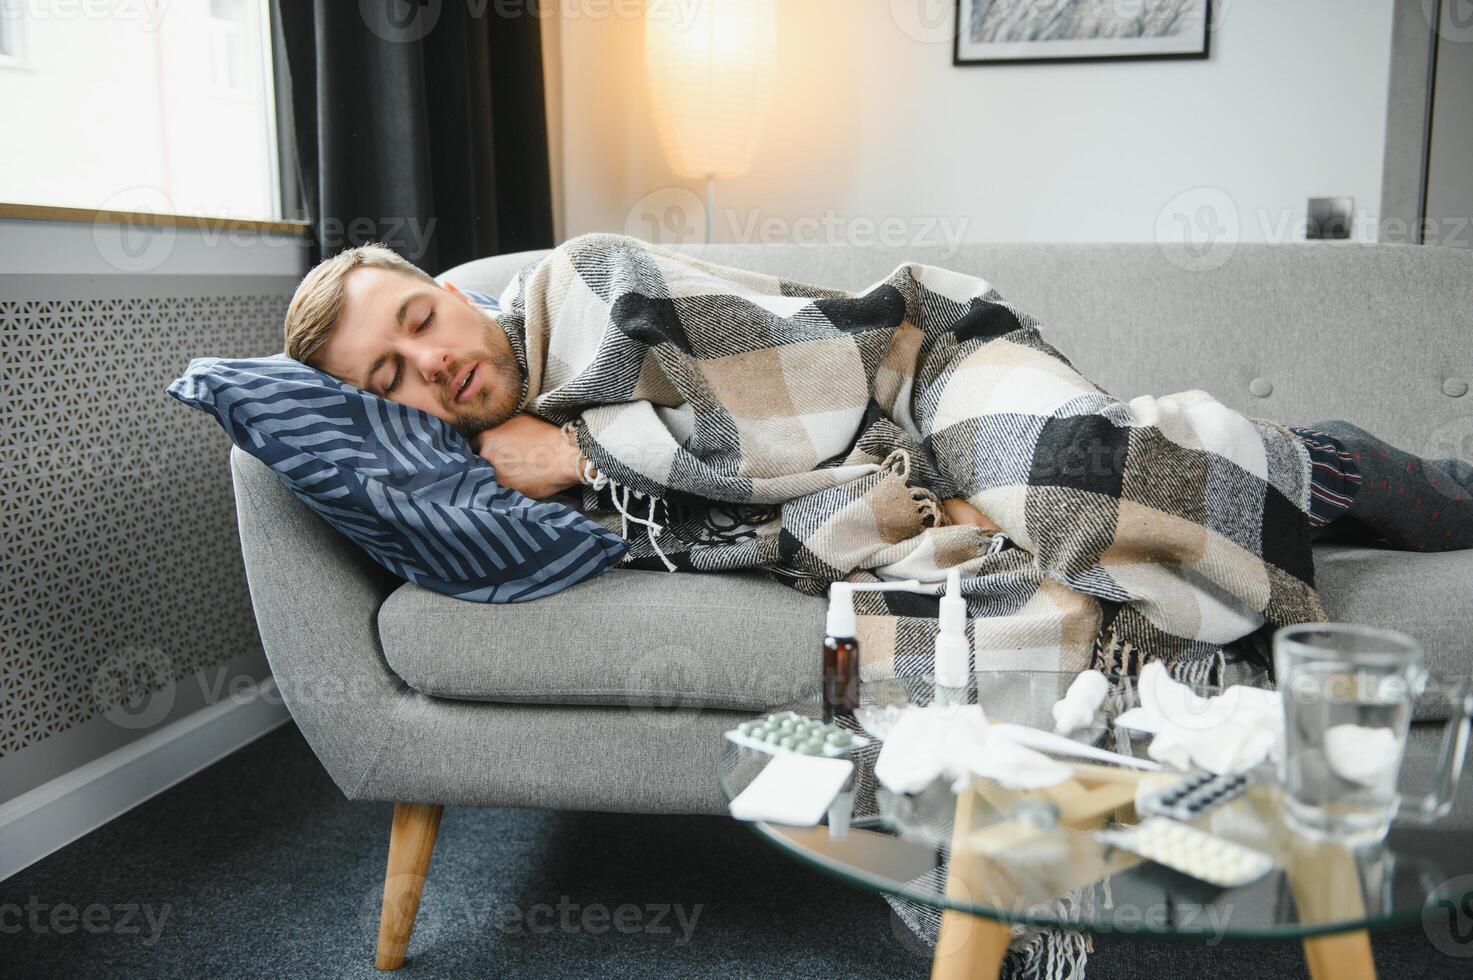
0 679 291 882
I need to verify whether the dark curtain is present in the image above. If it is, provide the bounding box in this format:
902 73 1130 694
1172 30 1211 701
272 0 554 272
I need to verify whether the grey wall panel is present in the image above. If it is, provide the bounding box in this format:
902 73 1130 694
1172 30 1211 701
1426 1 1473 248
1380 0 1439 243
0 275 293 784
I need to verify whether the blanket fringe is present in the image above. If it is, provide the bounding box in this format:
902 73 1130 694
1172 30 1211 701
881 446 912 479
1009 930 1090 980
608 483 676 571
1088 628 1140 677
888 888 1090 980
882 447 946 529
572 432 678 571
1089 628 1228 687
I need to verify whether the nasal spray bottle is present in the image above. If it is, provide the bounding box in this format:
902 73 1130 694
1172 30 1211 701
933 567 972 704
823 584 861 721
823 579 940 721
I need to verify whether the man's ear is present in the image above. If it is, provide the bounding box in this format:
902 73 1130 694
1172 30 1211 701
441 278 483 309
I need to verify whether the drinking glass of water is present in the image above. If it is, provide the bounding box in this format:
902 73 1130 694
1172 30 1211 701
1275 623 1473 846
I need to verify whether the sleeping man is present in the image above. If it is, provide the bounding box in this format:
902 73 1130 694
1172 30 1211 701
280 234 1473 677
289 242 1004 530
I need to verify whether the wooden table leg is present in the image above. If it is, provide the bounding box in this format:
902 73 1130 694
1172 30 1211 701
1302 929 1376 980
930 779 1012 980
931 909 1011 980
1286 835 1377 980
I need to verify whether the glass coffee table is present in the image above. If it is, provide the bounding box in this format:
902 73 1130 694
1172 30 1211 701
718 671 1473 980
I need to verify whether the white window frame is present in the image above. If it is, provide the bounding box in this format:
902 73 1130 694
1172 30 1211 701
206 0 249 96
0 0 30 70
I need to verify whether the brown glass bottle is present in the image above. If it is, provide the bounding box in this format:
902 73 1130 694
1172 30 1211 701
822 634 860 720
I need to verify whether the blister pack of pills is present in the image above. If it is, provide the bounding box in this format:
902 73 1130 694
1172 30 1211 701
725 711 871 758
1137 771 1251 822
1097 817 1274 887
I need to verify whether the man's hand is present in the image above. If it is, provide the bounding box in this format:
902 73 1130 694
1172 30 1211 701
942 497 1001 534
474 414 583 499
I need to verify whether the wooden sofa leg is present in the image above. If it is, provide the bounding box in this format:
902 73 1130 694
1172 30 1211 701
375 802 444 970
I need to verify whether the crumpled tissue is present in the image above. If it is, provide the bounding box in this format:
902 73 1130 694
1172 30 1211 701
1113 661 1282 775
1324 723 1401 787
873 704 1074 794
1051 669 1110 734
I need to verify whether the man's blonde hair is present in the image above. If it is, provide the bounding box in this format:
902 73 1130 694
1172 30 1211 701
283 243 438 366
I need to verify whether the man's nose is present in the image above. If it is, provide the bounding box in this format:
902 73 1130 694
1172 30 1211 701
414 348 451 383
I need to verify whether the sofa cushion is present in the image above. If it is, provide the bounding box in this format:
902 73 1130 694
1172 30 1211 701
377 567 825 710
379 545 1473 709
1315 544 1473 681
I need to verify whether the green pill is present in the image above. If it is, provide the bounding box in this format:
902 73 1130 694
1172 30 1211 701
826 731 853 747
778 735 798 750
799 739 825 755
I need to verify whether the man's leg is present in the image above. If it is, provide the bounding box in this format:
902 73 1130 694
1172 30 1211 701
1300 420 1473 552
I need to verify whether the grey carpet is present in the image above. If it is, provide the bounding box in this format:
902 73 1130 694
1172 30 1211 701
1 724 1458 978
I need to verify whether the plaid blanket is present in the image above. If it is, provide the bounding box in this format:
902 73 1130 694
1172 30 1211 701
494 233 1325 679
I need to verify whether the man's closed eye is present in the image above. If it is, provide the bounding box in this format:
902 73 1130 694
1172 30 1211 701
381 311 436 394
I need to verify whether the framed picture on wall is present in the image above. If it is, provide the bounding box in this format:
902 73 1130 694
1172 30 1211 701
954 0 1212 66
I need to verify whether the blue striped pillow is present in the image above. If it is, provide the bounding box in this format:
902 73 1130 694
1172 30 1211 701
166 305 628 602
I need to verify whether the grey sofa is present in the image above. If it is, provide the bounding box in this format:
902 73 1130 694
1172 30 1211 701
230 241 1473 970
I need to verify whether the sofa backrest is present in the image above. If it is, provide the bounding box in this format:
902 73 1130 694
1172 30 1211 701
440 241 1473 453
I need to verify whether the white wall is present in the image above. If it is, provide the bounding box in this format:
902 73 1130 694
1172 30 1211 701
556 0 1396 246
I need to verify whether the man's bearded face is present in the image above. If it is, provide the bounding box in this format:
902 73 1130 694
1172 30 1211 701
313 267 523 441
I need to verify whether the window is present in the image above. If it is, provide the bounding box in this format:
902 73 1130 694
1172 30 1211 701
207 0 247 93
0 0 283 222
0 0 25 65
